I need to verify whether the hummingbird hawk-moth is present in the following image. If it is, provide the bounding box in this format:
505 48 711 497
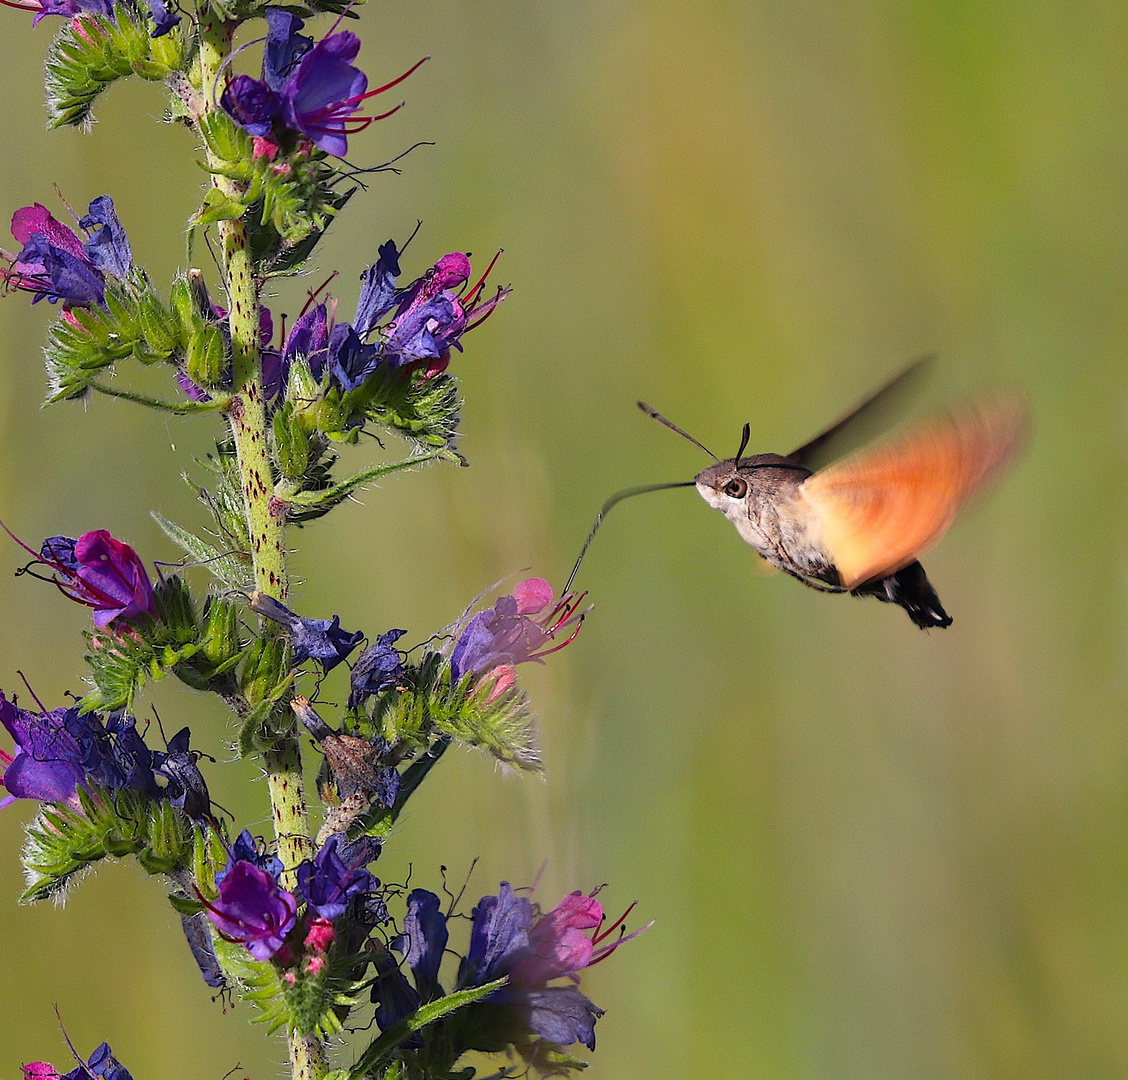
568 364 1027 628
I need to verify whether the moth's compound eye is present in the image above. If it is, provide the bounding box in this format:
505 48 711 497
723 477 748 499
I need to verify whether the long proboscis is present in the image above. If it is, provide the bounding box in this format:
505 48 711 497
565 481 697 593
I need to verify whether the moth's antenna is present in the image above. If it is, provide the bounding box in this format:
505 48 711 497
734 422 751 465
566 481 696 593
637 402 719 461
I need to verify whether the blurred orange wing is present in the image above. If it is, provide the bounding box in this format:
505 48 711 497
797 393 1027 589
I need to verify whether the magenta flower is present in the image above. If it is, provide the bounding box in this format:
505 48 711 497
449 577 587 697
205 858 298 961
3 197 131 307
22 530 156 628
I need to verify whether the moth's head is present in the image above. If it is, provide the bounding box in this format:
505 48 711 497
695 455 811 515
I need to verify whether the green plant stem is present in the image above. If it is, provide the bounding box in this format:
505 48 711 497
194 16 323 1080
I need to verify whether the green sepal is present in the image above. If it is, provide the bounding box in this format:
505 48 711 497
273 401 313 482
240 636 291 707
197 111 352 254
196 186 248 226
349 979 507 1079
237 637 296 753
80 575 213 710
81 625 158 712
137 797 194 874
45 4 188 128
44 273 184 402
152 574 198 643
186 323 228 388
366 652 541 773
364 371 463 451
20 787 195 903
210 931 366 1038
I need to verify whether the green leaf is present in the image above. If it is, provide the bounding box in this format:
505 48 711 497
285 447 461 523
349 980 507 1078
151 511 253 592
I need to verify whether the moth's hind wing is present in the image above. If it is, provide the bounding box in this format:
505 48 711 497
797 392 1027 590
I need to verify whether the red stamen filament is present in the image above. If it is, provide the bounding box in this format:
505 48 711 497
463 249 503 309
303 55 428 127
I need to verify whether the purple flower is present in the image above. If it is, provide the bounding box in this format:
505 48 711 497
282 301 329 375
151 726 211 821
220 17 427 158
449 578 587 698
353 239 401 337
371 945 421 1030
379 251 510 374
263 9 313 90
281 31 368 157
221 828 284 882
27 530 156 628
74 711 160 799
60 1043 134 1080
220 74 280 138
457 881 534 987
295 833 377 920
326 321 379 393
456 883 649 1052
348 628 406 709
205 857 297 961
251 592 363 672
7 0 174 34
5 198 131 307
0 692 85 810
4 0 112 28
395 888 448 999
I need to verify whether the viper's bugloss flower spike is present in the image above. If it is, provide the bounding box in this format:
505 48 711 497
4 197 132 307
295 832 378 920
251 592 363 672
449 577 589 697
348 628 406 709
205 856 298 961
18 530 156 628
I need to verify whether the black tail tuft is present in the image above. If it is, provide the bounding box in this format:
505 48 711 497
853 561 953 629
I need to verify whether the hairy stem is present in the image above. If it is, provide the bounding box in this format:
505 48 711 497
194 17 321 1080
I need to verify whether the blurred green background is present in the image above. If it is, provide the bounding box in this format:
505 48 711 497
1 1 1127 1077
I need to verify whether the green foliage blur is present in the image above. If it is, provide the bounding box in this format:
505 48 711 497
0 2 1126 1078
